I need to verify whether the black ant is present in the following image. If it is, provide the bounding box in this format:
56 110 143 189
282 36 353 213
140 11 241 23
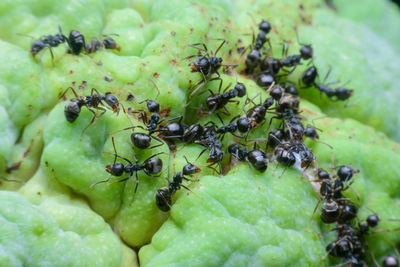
245 20 271 74
324 223 366 266
156 157 201 212
25 27 65 60
237 91 275 139
205 113 242 141
311 167 359 224
61 86 120 137
228 143 269 172
302 66 354 102
315 82 354 102
115 80 170 149
91 137 163 193
202 79 246 115
186 40 235 96
279 43 313 69
130 79 164 134
194 126 224 173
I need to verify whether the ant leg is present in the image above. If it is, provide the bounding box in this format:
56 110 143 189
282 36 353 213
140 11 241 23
90 87 102 96
58 25 68 41
195 148 208 163
281 41 289 58
144 152 165 162
149 135 165 150
109 174 132 185
167 115 183 124
103 152 133 165
0 176 24 184
5 138 35 174
221 105 231 116
222 82 232 94
181 184 203 199
48 46 55 65
229 114 241 124
342 181 360 200
189 77 208 97
80 108 99 139
214 39 226 56
90 174 113 187
187 43 208 53
323 66 332 84
216 113 225 125
60 86 80 99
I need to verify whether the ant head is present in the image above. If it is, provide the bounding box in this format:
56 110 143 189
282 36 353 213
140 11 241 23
207 146 224 163
103 37 121 51
146 100 160 113
182 155 201 175
258 20 271 34
30 40 46 57
182 163 201 176
336 165 359 183
106 162 124 176
234 83 246 97
304 125 319 140
299 45 313 60
366 214 380 228
335 88 354 101
104 92 120 113
317 168 330 180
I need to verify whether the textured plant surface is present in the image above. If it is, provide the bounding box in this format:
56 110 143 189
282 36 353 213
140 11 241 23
0 0 399 266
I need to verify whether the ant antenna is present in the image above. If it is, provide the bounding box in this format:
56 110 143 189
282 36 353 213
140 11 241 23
16 33 35 40
149 78 161 100
0 176 24 184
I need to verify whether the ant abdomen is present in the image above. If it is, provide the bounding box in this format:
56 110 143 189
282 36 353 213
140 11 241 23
155 187 172 212
131 133 152 149
64 99 83 123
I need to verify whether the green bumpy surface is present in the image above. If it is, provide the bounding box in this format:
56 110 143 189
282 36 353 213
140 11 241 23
0 0 399 266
